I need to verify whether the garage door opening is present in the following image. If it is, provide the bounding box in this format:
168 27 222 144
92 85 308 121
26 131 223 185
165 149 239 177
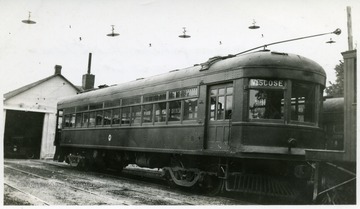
4 110 44 159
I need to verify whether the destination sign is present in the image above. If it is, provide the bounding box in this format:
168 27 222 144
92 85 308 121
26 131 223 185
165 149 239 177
249 79 284 87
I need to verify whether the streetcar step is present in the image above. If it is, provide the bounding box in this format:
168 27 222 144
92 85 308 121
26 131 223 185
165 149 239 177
225 173 297 197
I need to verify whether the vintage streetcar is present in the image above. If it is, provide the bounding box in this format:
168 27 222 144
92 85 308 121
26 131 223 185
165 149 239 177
54 49 333 200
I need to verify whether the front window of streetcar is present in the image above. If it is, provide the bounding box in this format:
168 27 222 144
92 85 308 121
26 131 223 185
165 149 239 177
248 79 285 120
249 89 284 120
290 82 316 123
248 78 320 126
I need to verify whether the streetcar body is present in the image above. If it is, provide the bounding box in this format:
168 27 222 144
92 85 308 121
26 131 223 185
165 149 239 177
55 50 327 199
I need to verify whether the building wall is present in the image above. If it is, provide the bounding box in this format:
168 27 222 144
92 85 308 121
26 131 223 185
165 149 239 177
5 76 78 113
4 76 79 159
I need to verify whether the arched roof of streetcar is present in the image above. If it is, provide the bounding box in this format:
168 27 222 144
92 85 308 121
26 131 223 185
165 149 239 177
58 50 325 106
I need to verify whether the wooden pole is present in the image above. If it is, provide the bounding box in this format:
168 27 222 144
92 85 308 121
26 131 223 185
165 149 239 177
347 6 353 50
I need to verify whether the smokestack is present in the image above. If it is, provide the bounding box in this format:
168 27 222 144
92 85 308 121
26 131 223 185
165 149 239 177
82 53 95 90
54 65 62 75
87 52 92 74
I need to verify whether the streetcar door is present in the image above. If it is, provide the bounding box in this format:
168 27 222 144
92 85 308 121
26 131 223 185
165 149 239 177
205 84 233 150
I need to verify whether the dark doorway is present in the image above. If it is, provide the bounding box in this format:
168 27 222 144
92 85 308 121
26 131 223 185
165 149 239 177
4 110 44 159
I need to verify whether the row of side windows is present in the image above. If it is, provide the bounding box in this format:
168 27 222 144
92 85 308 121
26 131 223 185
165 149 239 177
63 98 198 128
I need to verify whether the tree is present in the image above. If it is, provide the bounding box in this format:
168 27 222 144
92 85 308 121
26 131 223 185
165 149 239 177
325 61 344 97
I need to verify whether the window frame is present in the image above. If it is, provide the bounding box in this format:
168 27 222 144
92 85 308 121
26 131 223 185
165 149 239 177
246 78 321 126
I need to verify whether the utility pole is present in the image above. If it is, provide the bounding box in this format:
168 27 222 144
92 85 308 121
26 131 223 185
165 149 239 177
347 6 353 50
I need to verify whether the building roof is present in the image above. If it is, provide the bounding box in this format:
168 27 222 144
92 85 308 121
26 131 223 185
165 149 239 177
3 73 82 101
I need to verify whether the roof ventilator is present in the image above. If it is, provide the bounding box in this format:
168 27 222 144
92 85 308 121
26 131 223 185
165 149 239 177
200 54 235 71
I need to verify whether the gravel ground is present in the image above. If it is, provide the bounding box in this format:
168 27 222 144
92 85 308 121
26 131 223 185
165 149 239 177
3 159 252 206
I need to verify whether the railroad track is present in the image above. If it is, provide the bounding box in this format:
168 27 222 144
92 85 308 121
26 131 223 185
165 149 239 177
4 165 133 205
5 160 248 205
4 182 50 205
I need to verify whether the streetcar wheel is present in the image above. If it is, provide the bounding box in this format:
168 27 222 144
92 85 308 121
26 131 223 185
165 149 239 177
67 155 80 167
166 167 201 187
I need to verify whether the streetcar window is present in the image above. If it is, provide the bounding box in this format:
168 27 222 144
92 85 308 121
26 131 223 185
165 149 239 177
168 101 181 121
218 95 225 119
131 106 142 124
144 92 166 102
290 82 315 123
183 99 198 120
210 97 216 120
154 102 167 122
75 113 82 127
112 109 120 125
103 110 112 126
82 112 89 127
64 115 70 128
57 110 63 129
70 113 75 127
104 100 120 108
209 85 233 121
226 95 233 119
96 111 103 126
77 105 88 112
169 87 198 99
89 102 103 110
64 107 75 114
249 89 284 120
142 104 153 123
121 107 130 124
122 96 141 106
89 112 96 127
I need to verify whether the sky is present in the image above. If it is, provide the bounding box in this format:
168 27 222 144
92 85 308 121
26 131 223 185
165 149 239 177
0 0 359 95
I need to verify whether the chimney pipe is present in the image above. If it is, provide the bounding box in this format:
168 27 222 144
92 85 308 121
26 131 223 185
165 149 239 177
54 65 62 75
82 52 95 90
87 53 92 74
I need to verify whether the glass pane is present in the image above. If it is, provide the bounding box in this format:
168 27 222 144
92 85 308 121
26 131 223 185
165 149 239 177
142 104 153 123
70 114 75 127
103 110 112 125
183 99 198 120
104 100 120 108
82 112 89 127
89 103 103 110
57 111 63 129
131 106 142 124
210 97 216 121
112 109 120 125
64 115 70 128
75 113 82 127
211 89 217 96
144 93 166 102
122 96 141 106
154 102 167 122
64 107 75 114
89 112 96 127
168 101 181 121
219 88 225 95
227 87 233 94
169 87 198 99
249 89 284 120
225 95 233 119
96 111 103 126
217 96 225 120
77 105 88 112
121 107 130 124
291 82 315 122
